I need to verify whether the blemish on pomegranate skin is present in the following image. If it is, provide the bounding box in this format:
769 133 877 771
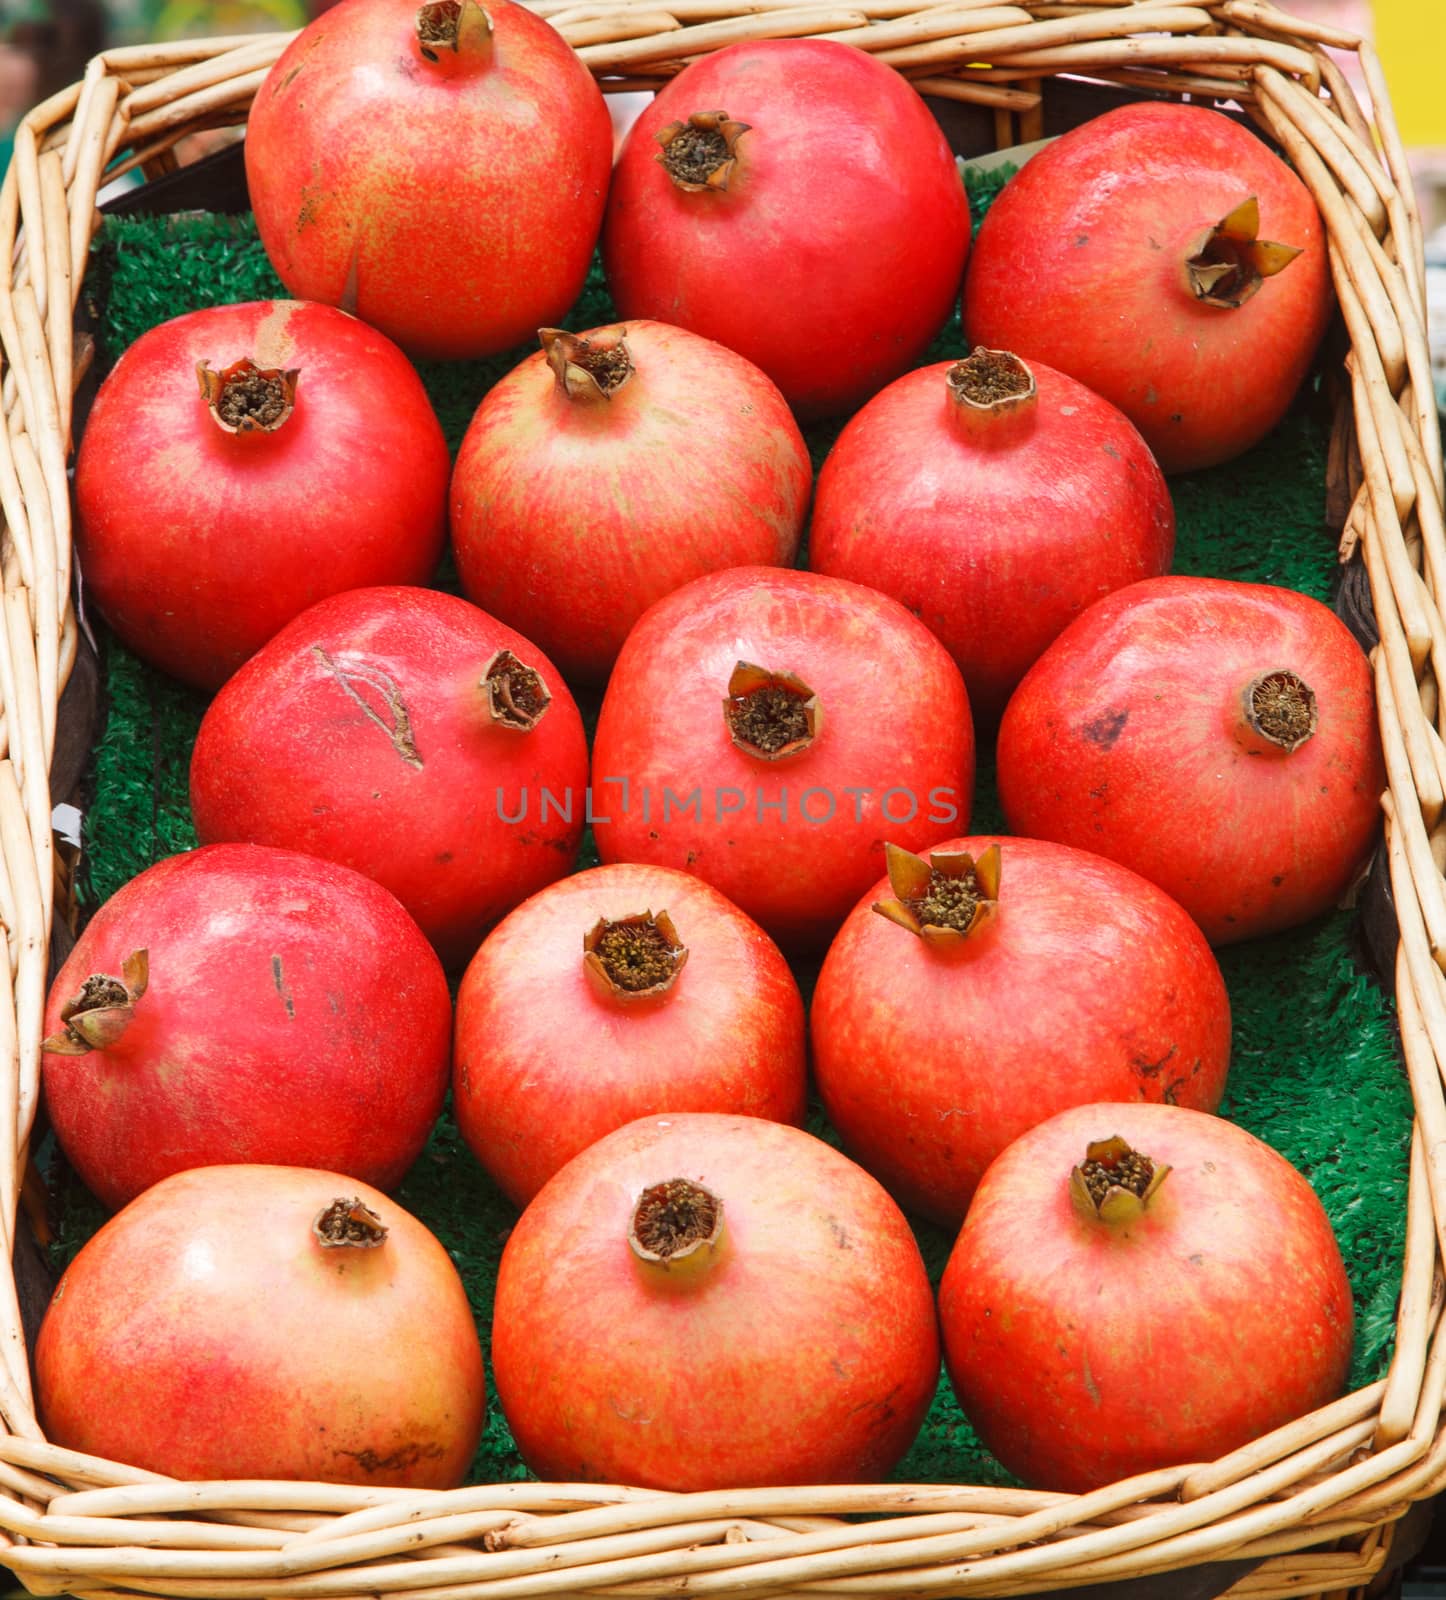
1133 1045 1177 1079
311 646 423 769
1081 709 1129 749
271 955 295 1020
337 1441 446 1474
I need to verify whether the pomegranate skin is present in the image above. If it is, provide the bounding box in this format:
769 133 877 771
963 103 1331 472
809 355 1174 723
37 1165 486 1487
74 300 449 690
189 587 589 968
602 40 971 420
450 320 813 684
996 576 1384 944
454 864 807 1206
491 1113 940 1489
245 0 612 360
811 836 1231 1228
939 1102 1354 1492
43 844 451 1211
590 567 975 951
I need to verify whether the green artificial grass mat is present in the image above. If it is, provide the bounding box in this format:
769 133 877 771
53 171 1412 1494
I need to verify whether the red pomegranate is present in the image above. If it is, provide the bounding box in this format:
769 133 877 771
37 1166 486 1486
245 0 613 360
591 567 975 950
491 1113 939 1489
189 587 589 968
963 102 1331 472
939 1102 1354 1492
996 576 1384 944
454 863 806 1206
450 321 813 685
74 300 449 689
602 39 971 419
42 844 451 1211
811 836 1231 1227
809 349 1174 723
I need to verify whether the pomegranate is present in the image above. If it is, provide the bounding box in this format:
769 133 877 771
74 300 449 690
42 844 450 1211
491 1113 939 1489
809 349 1174 723
37 1166 486 1486
450 321 813 685
245 0 613 360
602 39 971 419
939 1102 1354 1492
189 587 588 968
590 566 974 950
996 576 1384 944
963 102 1331 472
811 836 1230 1228
454 863 806 1207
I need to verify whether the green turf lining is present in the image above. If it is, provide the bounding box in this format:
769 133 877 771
58 178 1410 1492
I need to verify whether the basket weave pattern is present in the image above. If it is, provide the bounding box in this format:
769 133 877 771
0 2 1438 1596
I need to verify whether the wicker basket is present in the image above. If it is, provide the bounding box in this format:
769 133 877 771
0 1 1438 1597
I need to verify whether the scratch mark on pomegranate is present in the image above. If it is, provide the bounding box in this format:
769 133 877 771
271 955 295 1020
851 1383 900 1433
1134 1044 1177 1079
311 646 423 768
336 1441 445 1474
1164 1077 1188 1105
1081 1350 1101 1405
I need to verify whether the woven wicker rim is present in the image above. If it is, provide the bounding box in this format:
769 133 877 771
0 2 1436 1597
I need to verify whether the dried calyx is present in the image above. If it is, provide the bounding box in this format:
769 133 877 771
873 842 1001 948
1069 1135 1171 1225
197 359 298 436
313 1196 389 1249
540 327 635 404
949 349 1035 407
43 949 149 1055
483 649 550 731
629 1177 724 1271
723 661 820 760
656 111 751 193
415 0 492 62
1186 196 1302 309
1243 669 1317 753
947 349 1038 444
584 911 688 1002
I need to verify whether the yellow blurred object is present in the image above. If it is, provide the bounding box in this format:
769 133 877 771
149 0 307 36
1373 0 1446 148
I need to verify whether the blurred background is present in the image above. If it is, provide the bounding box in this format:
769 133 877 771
0 0 336 174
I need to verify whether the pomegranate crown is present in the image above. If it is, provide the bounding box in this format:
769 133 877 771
872 843 1001 947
